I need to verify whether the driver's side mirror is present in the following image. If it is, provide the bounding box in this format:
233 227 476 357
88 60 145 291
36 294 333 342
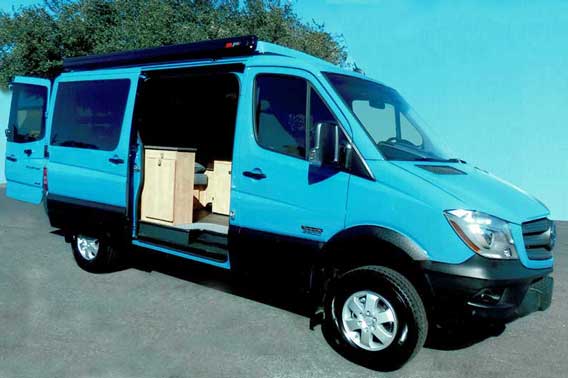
309 122 340 168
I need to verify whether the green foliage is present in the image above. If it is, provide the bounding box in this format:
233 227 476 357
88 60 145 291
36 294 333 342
0 0 347 87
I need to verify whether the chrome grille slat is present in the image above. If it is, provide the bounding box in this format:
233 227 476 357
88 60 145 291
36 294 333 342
524 232 551 249
522 218 551 235
525 248 553 260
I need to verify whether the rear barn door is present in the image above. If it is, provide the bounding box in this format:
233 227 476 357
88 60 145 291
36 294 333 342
5 77 51 204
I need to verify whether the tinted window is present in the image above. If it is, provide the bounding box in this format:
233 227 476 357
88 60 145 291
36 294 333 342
8 84 47 143
309 89 337 128
255 75 307 158
51 80 130 151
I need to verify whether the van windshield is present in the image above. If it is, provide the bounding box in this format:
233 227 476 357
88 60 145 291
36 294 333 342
324 73 452 162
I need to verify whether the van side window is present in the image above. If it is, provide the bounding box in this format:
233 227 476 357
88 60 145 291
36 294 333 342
51 80 130 151
255 75 307 158
8 84 47 143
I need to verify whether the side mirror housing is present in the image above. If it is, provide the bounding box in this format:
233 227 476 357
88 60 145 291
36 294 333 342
309 122 340 167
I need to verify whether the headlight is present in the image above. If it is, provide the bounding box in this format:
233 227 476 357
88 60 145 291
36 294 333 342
444 209 518 259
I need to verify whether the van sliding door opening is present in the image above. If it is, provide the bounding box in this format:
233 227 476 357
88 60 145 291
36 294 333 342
132 70 240 261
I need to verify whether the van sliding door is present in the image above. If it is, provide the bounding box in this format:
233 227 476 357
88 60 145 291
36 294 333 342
45 69 140 218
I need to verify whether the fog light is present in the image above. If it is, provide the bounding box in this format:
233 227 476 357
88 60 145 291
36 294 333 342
474 288 504 305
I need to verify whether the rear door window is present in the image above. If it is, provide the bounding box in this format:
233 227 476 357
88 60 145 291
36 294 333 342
8 84 47 143
51 80 130 151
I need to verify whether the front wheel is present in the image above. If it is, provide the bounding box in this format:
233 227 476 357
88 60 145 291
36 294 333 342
72 234 120 273
323 266 428 371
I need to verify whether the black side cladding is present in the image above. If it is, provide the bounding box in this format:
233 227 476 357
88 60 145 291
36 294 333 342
46 194 128 240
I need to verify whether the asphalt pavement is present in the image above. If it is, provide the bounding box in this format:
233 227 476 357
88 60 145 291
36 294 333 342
0 187 566 378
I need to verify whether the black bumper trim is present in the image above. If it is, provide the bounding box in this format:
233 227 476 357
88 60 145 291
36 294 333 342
422 254 552 283
422 255 553 322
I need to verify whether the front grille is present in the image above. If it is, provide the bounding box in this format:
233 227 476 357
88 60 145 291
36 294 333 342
521 218 554 260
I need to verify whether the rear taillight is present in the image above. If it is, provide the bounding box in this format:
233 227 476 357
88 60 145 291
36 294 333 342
43 167 48 192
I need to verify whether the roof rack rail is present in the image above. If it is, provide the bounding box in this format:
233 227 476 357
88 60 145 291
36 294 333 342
63 35 258 72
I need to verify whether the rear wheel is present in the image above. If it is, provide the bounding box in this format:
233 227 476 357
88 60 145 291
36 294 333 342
323 266 428 371
72 234 120 273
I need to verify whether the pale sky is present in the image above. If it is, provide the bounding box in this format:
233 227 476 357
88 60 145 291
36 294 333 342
297 0 568 219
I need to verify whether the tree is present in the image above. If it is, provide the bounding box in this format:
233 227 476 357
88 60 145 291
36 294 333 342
0 0 347 87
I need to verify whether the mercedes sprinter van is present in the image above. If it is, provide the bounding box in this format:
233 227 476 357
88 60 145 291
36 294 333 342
4 36 555 370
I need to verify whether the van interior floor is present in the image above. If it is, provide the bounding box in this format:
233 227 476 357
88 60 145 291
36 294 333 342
176 211 230 235
193 210 229 226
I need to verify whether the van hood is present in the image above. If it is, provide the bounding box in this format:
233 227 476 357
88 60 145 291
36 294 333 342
390 161 549 224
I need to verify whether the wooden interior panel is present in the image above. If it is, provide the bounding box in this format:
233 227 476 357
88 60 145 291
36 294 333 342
142 156 175 222
141 148 195 226
173 151 195 225
212 161 232 216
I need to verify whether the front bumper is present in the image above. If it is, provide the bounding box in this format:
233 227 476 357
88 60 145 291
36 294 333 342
423 255 553 322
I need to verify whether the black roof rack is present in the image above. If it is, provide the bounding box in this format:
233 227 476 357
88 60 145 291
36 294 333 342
63 35 258 72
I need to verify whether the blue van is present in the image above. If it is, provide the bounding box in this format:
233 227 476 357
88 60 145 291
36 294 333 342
4 36 555 370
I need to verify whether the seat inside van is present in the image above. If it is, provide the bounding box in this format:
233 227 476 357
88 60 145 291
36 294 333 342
257 99 301 155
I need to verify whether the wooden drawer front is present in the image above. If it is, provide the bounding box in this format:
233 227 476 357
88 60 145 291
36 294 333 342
142 156 176 222
145 149 178 160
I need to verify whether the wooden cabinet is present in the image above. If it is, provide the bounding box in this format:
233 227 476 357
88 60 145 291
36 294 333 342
141 147 195 226
211 161 232 215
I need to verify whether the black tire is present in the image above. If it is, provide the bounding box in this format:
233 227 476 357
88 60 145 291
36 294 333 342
323 266 428 371
71 233 121 273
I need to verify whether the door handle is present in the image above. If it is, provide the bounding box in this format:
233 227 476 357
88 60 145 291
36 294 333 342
6 155 17 162
108 156 125 165
24 149 32 157
243 168 267 180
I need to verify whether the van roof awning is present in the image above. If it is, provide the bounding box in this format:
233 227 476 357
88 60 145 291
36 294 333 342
63 35 258 72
